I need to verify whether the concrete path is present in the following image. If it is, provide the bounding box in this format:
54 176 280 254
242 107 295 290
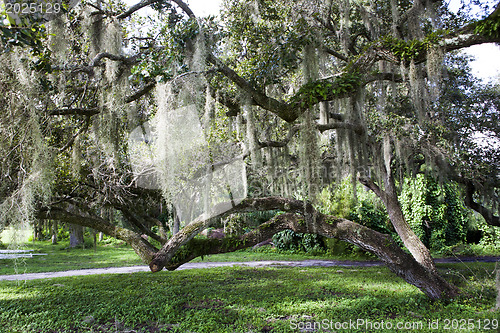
0 260 382 281
0 257 497 281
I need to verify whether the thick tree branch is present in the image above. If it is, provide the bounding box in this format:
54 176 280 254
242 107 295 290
324 47 348 62
116 0 161 19
125 82 156 103
465 182 500 227
207 53 300 122
442 33 500 53
38 205 158 262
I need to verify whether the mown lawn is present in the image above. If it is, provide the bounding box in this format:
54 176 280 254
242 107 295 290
0 262 498 332
0 241 373 276
0 242 144 275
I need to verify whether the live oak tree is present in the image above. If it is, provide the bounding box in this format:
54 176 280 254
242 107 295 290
1 0 499 300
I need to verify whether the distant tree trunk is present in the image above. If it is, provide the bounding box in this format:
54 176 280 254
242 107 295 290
159 225 168 239
33 221 42 241
172 215 180 235
99 232 104 241
51 221 58 244
496 262 500 310
92 229 97 251
69 224 84 248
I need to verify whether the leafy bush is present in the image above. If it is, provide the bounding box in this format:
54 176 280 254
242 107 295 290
400 175 468 251
347 200 391 235
272 230 325 254
318 176 391 235
323 238 377 259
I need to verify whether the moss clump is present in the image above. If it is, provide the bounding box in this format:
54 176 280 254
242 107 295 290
221 236 245 251
473 16 500 38
170 238 218 264
381 31 445 63
290 72 361 109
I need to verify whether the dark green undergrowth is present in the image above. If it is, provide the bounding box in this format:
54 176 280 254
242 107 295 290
0 263 497 333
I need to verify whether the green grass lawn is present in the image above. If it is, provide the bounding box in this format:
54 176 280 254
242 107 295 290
0 241 145 275
0 241 374 275
0 263 498 332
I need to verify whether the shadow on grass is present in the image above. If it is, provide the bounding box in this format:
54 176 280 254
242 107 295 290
0 263 498 332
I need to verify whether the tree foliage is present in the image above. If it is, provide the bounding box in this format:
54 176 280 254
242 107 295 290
400 175 468 250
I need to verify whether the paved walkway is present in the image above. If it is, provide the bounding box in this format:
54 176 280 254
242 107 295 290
0 257 497 281
0 260 382 281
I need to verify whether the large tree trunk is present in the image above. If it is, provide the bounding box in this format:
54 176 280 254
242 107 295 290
38 197 457 299
359 140 438 273
383 175 437 273
360 175 437 273
69 224 84 248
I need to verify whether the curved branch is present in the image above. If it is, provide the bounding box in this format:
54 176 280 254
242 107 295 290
38 205 158 263
171 0 195 18
120 207 168 244
117 0 162 19
59 116 91 153
465 182 500 227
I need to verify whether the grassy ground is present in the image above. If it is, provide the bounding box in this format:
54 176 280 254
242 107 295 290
0 241 144 275
0 241 374 275
0 262 497 333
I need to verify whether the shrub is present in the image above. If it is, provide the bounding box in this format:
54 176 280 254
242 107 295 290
272 230 325 254
400 175 468 251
